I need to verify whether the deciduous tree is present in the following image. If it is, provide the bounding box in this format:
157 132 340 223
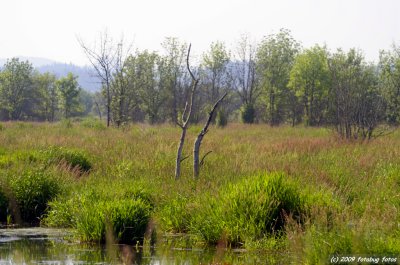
257 29 300 125
288 45 331 126
379 44 400 124
57 73 81 119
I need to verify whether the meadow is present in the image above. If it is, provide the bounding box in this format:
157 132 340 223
0 120 399 263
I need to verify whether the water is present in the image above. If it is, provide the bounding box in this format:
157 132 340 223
0 228 287 264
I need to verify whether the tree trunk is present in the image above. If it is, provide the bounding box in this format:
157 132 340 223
193 92 227 178
175 127 187 179
175 44 198 180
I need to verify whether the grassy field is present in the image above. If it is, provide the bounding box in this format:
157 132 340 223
0 120 400 263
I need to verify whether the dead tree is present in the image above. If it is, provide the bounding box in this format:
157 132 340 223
78 32 117 127
193 92 227 178
175 44 199 180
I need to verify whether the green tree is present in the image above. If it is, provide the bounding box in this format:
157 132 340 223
328 49 385 139
288 45 331 126
57 73 81 119
34 72 58 121
232 34 260 124
134 51 165 124
379 44 400 124
201 41 230 102
200 42 231 124
160 37 188 123
79 90 94 116
0 58 35 120
109 43 132 126
257 29 300 125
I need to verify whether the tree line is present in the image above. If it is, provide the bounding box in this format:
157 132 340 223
0 58 92 121
1 29 399 139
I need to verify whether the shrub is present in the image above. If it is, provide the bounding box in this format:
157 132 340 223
189 173 305 246
43 196 76 228
75 198 152 243
80 118 106 130
40 147 91 172
158 195 192 233
44 181 154 244
10 170 60 223
240 103 255 124
60 119 73 128
216 109 228 127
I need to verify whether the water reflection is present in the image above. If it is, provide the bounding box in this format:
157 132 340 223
0 229 287 264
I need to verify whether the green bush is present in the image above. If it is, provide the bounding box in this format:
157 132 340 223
40 147 91 172
80 118 106 130
43 196 76 228
158 195 192 233
75 198 152 243
44 181 154 243
240 103 255 124
10 170 60 223
216 109 228 127
189 173 305 246
60 119 73 128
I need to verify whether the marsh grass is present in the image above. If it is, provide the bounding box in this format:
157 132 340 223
0 121 399 261
186 173 306 246
8 170 61 224
44 179 154 243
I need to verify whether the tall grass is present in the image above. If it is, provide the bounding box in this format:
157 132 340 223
0 121 399 261
8 170 61 224
188 173 306 246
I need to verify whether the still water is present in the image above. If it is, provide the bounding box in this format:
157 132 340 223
0 228 288 265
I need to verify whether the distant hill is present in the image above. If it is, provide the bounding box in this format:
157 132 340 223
0 56 57 67
37 63 101 92
0 57 101 92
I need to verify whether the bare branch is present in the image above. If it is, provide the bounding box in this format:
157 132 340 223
200 151 213 166
186 44 197 82
180 155 190 163
175 44 200 180
200 92 228 137
193 92 228 178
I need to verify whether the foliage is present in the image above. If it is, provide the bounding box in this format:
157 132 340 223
0 58 35 120
158 194 192 233
1 38 400 131
80 117 106 130
57 73 81 119
34 72 58 121
240 103 255 123
75 198 152 243
44 181 154 243
39 146 92 172
9 170 60 223
328 49 386 139
231 34 260 124
126 51 165 124
379 45 400 124
288 45 331 126
257 29 301 125
160 37 188 124
1 107 400 260
216 108 228 127
201 41 230 103
189 173 306 246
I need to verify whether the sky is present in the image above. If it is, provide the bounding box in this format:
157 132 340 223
1 0 399 66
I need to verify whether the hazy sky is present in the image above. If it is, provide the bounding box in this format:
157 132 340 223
1 0 399 66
